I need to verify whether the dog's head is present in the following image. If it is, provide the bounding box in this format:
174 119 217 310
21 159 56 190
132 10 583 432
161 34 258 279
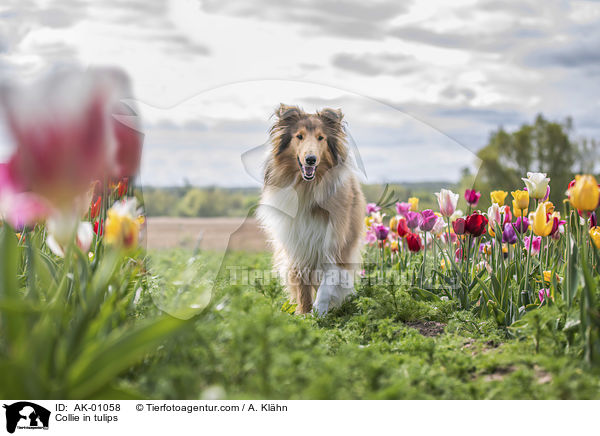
269 104 347 183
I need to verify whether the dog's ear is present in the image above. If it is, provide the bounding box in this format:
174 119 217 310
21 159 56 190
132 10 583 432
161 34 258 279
271 104 303 156
318 108 346 165
275 103 303 120
317 108 343 126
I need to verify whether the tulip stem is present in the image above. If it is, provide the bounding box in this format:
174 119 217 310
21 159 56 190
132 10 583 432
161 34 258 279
420 231 427 288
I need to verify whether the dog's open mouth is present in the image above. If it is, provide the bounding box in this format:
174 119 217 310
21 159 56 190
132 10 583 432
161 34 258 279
298 157 317 181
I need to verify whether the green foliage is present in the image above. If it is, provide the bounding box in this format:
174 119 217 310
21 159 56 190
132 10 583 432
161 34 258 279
142 186 259 218
0 224 189 399
142 182 454 218
122 248 600 400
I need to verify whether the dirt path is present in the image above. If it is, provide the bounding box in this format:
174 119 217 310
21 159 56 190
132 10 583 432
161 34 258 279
145 217 269 252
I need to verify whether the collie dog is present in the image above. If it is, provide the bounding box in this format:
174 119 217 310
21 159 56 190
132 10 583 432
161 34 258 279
256 104 365 314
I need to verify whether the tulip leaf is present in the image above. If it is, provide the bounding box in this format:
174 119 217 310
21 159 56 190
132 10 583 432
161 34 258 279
567 238 579 307
67 315 188 398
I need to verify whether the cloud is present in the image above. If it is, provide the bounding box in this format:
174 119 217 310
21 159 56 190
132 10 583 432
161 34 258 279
331 53 418 77
199 0 411 40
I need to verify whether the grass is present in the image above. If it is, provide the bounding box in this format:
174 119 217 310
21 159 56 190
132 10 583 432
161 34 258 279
124 248 600 399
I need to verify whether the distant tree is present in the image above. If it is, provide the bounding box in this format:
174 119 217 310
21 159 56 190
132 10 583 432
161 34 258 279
471 114 590 207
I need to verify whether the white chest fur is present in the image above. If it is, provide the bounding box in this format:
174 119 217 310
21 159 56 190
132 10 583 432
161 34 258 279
257 186 338 271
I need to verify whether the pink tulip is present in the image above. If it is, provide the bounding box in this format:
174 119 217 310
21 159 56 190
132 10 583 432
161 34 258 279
442 232 457 244
464 189 481 206
395 202 411 217
538 288 550 303
435 189 459 217
365 228 377 244
366 203 381 214
418 209 437 232
524 235 542 255
406 211 420 230
0 163 51 229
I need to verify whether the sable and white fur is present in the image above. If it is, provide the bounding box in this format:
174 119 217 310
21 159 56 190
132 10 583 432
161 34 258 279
256 104 365 314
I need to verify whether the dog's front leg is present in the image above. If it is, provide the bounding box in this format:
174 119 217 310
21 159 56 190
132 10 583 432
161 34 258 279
313 264 355 315
288 268 314 314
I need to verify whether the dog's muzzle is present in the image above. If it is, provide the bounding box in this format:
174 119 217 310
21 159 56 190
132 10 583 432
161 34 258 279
298 156 317 181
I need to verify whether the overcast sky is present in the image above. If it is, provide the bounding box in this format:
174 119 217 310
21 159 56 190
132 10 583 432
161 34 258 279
1 0 599 187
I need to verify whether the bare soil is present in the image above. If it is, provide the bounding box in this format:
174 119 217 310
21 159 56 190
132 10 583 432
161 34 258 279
145 217 269 252
405 321 446 337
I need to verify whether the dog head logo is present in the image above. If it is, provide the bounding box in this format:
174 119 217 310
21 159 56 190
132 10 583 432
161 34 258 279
3 402 50 434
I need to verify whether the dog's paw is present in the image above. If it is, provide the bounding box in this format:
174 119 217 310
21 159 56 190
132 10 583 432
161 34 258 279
312 299 329 316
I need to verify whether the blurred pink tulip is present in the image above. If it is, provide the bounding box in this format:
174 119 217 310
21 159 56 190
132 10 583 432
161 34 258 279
0 163 51 229
0 69 141 208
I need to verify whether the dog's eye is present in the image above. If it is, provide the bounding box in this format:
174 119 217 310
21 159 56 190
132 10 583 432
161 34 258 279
296 134 303 140
318 135 324 141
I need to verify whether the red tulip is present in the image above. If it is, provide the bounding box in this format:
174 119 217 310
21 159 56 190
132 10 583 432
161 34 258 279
465 212 488 237
502 205 512 225
94 218 104 236
406 232 422 252
452 218 466 235
90 196 101 219
397 217 410 237
117 177 128 198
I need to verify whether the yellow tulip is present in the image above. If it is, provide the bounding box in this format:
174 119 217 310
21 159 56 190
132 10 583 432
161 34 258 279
544 201 555 214
408 197 419 211
511 190 529 210
542 270 563 284
512 199 528 219
389 216 398 233
490 190 508 206
365 216 373 228
105 199 144 250
569 175 600 212
390 240 399 252
590 226 600 249
532 202 553 237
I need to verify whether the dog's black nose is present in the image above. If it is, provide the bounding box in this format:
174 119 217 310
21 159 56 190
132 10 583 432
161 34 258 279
305 154 317 166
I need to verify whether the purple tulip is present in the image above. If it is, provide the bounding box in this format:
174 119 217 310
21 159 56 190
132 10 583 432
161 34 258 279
502 222 517 244
590 212 597 229
464 189 481 206
373 223 389 241
395 202 411 217
406 211 420 230
366 203 381 214
418 209 438 232
513 216 530 233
